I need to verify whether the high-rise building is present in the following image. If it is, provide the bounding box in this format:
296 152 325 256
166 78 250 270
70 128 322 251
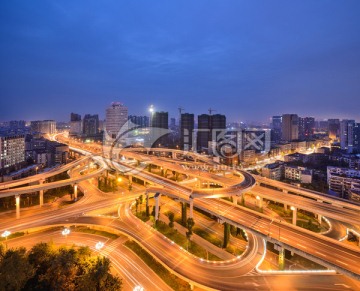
9 120 26 131
271 116 282 143
197 114 226 152
180 113 194 151
0 133 25 172
30 120 56 135
299 117 315 140
328 119 340 141
340 119 355 152
353 123 360 154
105 102 128 139
281 114 299 142
83 114 99 136
128 115 149 128
70 113 82 136
151 111 168 147
170 118 176 130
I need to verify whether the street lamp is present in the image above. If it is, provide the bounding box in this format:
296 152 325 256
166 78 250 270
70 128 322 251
95 241 104 250
35 166 39 174
117 177 122 183
133 286 144 291
1 230 11 240
61 228 70 237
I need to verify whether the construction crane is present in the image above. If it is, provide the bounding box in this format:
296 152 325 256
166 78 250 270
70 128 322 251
208 108 216 115
178 107 184 127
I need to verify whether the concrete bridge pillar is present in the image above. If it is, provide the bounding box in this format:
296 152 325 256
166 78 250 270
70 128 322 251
15 194 20 219
39 179 45 207
291 206 297 225
207 181 210 188
189 197 194 219
233 196 238 205
146 193 150 217
283 190 288 194
256 195 263 208
74 183 78 200
154 193 161 221
317 214 322 224
279 247 285 270
284 203 288 211
129 175 133 184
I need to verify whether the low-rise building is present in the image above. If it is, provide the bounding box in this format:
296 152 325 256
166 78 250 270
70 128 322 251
284 165 313 184
327 166 360 198
262 162 283 180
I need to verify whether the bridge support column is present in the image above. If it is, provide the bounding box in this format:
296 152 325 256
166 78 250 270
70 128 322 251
291 206 297 225
284 204 288 211
207 181 210 188
256 195 263 208
39 179 45 207
317 214 322 224
233 196 238 205
278 247 285 270
15 195 20 219
146 193 149 217
181 202 187 226
154 194 160 221
283 190 288 194
74 183 78 200
129 175 133 184
189 198 194 219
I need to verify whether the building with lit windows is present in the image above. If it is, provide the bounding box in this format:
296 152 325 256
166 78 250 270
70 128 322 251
30 120 56 135
0 133 25 172
106 102 128 139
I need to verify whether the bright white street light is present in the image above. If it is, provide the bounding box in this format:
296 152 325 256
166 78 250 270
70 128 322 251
133 286 144 291
95 241 104 250
62 228 70 236
1 230 11 239
149 105 154 113
290 206 296 211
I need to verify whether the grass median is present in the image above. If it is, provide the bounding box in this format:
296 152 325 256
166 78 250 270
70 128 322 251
125 240 191 291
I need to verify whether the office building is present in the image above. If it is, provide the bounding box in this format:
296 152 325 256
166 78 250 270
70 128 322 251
83 114 99 136
281 114 299 142
105 102 128 139
30 120 56 135
180 113 194 151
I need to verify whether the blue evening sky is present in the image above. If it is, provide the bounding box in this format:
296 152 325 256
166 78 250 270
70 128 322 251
0 0 359 123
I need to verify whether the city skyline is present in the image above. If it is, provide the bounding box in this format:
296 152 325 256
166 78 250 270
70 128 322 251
1 1 360 122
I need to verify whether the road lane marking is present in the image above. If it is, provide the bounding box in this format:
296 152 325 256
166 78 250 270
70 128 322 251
296 243 307 249
315 251 326 257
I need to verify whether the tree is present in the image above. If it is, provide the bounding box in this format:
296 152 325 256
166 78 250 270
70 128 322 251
135 199 139 214
0 245 34 291
79 257 122 291
138 195 143 212
223 222 230 248
168 212 175 228
186 218 195 235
